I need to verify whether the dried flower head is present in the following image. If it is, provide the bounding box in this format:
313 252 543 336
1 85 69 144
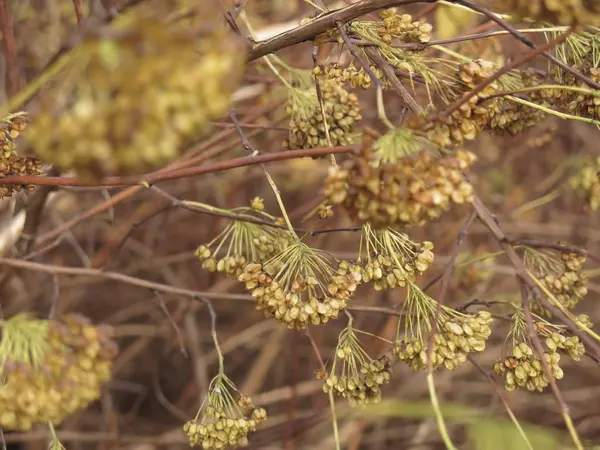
524 246 588 316
183 373 266 449
323 323 391 407
196 205 293 279
238 241 361 329
357 224 434 291
493 312 572 393
324 139 476 228
284 80 361 149
392 283 493 371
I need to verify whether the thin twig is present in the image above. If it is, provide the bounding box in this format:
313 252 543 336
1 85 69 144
154 291 188 357
364 46 422 115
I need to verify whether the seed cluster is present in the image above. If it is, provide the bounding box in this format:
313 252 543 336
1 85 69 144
488 71 547 135
493 342 563 392
376 9 433 44
196 208 293 279
318 63 388 91
323 143 475 228
285 80 361 149
0 115 43 198
525 247 588 316
0 315 117 431
492 0 600 26
358 226 434 291
427 60 499 148
238 243 360 329
184 375 266 449
569 156 600 211
324 357 391 407
323 325 391 407
393 311 493 371
27 13 244 178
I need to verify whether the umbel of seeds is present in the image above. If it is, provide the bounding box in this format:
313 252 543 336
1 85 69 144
0 114 43 198
238 241 361 330
0 314 118 431
284 79 362 149
183 373 267 449
324 136 475 228
26 2 245 179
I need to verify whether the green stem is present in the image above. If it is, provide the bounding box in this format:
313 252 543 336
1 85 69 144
563 411 584 450
328 390 341 450
427 372 458 450
511 188 563 217
507 95 600 126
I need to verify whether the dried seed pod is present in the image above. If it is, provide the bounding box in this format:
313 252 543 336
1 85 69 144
183 373 266 449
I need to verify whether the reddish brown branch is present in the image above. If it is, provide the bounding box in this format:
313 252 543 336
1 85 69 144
0 146 357 187
72 0 84 25
0 0 20 96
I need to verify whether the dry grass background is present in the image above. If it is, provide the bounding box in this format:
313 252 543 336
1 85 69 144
1 0 600 449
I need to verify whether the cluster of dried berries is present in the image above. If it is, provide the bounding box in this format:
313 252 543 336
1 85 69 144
492 0 600 26
323 141 475 228
284 80 361 149
195 205 293 279
27 10 244 178
569 156 600 211
238 242 360 329
393 295 493 372
323 325 391 407
494 314 585 392
184 374 266 449
427 60 499 148
0 315 117 431
357 225 434 291
376 8 433 44
524 247 588 316
0 114 43 198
